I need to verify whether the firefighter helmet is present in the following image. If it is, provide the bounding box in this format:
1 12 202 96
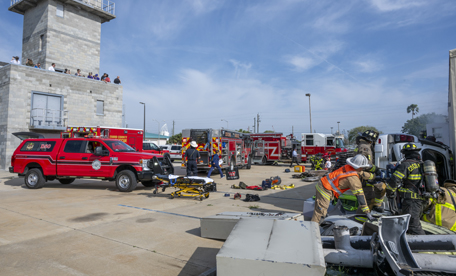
357 130 379 144
401 142 421 153
346 154 371 169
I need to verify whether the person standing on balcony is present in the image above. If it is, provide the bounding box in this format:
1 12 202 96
48 63 56 71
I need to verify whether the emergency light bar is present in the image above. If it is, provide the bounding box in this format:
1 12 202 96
394 134 414 143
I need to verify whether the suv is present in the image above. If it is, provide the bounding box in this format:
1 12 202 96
9 137 173 192
160 144 182 162
143 141 170 156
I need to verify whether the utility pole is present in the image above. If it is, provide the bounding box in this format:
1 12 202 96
292 126 294 136
172 120 175 137
305 94 312 133
257 113 261 133
253 118 256 133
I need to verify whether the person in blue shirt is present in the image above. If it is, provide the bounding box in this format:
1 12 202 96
207 151 224 178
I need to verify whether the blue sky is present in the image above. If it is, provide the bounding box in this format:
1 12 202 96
2 0 456 139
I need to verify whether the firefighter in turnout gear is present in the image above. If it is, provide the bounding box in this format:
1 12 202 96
311 154 376 223
354 130 386 213
422 180 456 232
387 143 426 235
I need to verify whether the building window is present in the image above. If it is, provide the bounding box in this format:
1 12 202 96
31 92 64 127
96 100 104 115
56 3 64 18
39 34 44 52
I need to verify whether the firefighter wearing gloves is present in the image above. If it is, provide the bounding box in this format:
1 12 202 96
184 141 201 176
311 154 376 223
354 130 386 212
387 143 426 235
422 180 456 231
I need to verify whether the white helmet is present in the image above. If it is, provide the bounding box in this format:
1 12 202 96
346 154 371 169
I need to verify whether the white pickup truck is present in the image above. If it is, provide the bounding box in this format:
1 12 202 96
374 133 453 185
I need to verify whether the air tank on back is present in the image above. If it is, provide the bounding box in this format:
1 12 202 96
423 160 439 193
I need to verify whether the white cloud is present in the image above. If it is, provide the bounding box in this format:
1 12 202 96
286 56 317 71
370 0 426 12
352 58 383 73
229 59 252 79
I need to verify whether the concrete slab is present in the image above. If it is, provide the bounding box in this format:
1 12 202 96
217 218 326 276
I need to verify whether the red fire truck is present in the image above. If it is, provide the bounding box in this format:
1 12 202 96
181 129 253 171
61 126 169 156
301 133 347 162
249 133 301 165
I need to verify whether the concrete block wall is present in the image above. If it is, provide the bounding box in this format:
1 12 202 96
21 0 102 75
22 0 49 67
0 64 123 170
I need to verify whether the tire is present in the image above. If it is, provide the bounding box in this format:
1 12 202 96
115 170 137 192
247 155 252 170
58 178 75 185
141 181 154 187
230 157 235 170
24 168 45 189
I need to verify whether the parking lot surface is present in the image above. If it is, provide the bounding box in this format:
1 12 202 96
0 163 317 276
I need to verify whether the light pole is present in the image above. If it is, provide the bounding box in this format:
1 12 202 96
337 121 340 135
305 94 312 133
139 102 145 140
331 127 333 134
221 119 228 129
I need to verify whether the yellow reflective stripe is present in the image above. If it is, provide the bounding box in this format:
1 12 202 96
451 221 456 232
436 204 442 226
442 202 455 211
366 184 374 187
393 171 404 179
352 189 363 195
422 214 430 222
361 206 370 212
355 217 367 222
408 174 421 180
316 184 330 201
368 165 376 173
368 174 374 180
375 198 383 203
386 185 397 191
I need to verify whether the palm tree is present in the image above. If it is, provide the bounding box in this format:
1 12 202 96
407 104 419 119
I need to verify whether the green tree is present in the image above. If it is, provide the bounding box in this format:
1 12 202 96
401 113 446 137
167 133 182 144
236 129 250 133
264 130 274 133
407 104 419 119
347 126 382 144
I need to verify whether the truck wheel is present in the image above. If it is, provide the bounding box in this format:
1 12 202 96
24 168 45 189
247 155 252 170
116 170 137 192
141 181 154 187
58 178 75 185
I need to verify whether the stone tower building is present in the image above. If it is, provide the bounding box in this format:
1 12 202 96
9 0 115 74
1 0 122 170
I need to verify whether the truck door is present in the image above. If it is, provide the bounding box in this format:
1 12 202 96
58 140 87 176
83 140 111 177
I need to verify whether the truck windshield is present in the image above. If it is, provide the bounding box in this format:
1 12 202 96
335 138 345 149
190 130 208 144
104 140 136 152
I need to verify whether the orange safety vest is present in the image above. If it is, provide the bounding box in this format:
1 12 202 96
321 164 358 198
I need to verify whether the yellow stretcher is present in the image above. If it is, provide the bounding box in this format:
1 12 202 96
153 174 217 201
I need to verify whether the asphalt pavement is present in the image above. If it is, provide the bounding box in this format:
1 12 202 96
0 163 317 276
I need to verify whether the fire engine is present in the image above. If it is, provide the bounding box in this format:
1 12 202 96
61 126 170 157
181 129 253 171
249 133 301 165
301 133 347 162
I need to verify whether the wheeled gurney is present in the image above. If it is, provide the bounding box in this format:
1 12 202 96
153 174 217 200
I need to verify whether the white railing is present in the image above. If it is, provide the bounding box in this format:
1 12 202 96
31 108 69 129
11 0 115 16
75 0 115 15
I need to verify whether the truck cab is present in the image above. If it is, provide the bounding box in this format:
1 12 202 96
375 133 453 185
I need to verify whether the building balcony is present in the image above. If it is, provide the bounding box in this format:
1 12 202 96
30 108 69 131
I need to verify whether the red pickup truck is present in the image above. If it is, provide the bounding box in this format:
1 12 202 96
9 137 173 192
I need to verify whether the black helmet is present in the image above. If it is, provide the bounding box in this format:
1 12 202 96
357 130 379 143
401 142 421 153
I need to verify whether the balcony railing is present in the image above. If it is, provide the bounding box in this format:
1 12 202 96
30 108 69 130
10 0 115 16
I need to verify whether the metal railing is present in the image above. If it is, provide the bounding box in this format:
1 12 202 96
30 108 69 129
11 0 115 16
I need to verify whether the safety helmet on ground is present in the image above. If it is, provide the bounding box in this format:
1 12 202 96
401 142 421 153
357 130 379 144
346 154 372 169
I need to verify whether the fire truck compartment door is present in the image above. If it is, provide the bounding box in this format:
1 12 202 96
199 151 209 165
229 141 235 151
374 144 386 158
